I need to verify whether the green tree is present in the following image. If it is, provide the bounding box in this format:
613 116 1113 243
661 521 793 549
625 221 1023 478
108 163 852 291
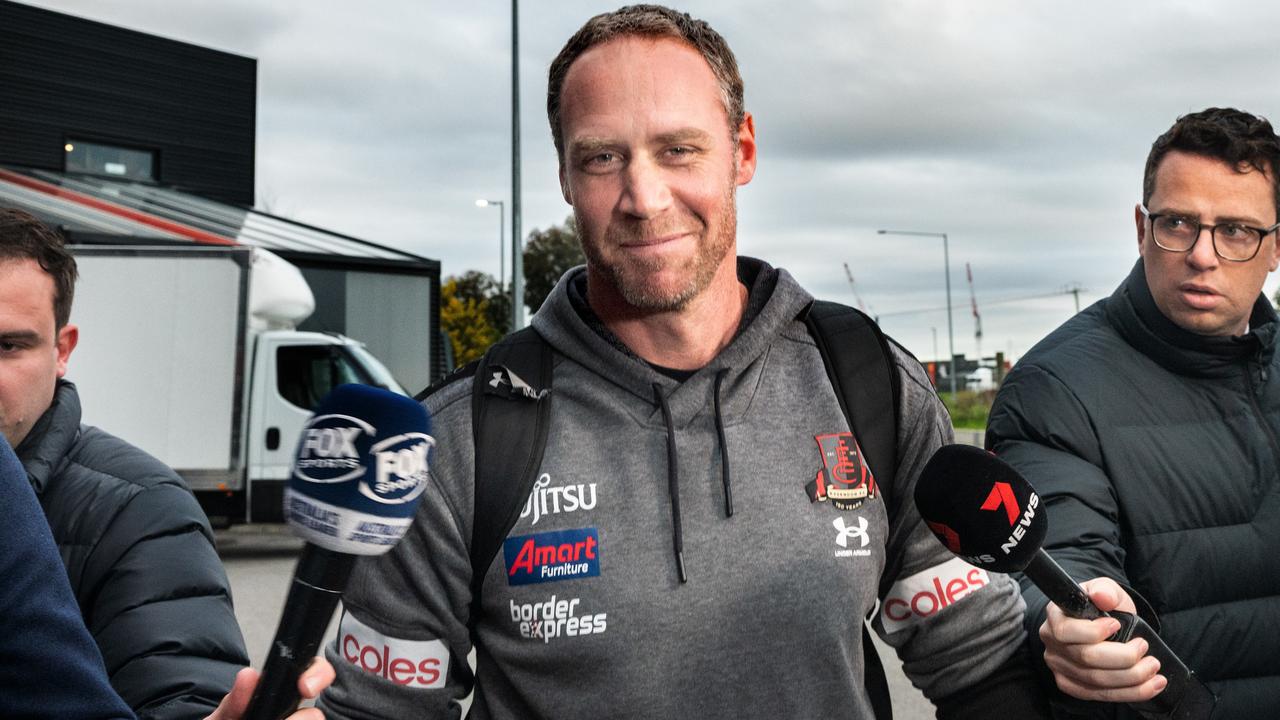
441 274 504 366
451 270 511 337
523 215 585 314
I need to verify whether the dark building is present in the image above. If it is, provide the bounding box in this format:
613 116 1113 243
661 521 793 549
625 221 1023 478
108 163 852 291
0 0 256 206
0 1 444 392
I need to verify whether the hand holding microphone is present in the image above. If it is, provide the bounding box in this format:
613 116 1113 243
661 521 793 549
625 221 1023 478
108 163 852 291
1040 576 1164 704
914 445 1215 720
242 384 434 720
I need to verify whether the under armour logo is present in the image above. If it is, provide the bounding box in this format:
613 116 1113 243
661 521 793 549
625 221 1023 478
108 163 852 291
485 366 548 400
833 516 870 548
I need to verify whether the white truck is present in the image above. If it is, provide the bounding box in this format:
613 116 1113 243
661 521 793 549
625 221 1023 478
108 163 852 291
68 244 406 525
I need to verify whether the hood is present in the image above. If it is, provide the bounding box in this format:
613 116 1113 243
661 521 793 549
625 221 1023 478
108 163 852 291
15 379 82 494
531 257 814 428
1106 259 1278 379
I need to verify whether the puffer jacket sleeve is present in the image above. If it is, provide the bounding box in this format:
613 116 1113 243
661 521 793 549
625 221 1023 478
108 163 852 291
80 476 247 720
986 363 1130 661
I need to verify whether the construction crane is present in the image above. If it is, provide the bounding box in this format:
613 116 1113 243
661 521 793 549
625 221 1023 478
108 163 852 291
966 262 982 360
843 262 873 317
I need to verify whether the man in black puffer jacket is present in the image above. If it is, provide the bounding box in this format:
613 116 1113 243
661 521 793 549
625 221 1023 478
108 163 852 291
0 208 261 719
15 379 249 718
988 108 1280 719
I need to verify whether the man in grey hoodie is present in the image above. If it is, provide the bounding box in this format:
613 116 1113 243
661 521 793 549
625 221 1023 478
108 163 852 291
319 5 1048 718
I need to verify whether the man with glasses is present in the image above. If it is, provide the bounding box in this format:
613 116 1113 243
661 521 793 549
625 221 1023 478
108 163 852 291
987 107 1280 718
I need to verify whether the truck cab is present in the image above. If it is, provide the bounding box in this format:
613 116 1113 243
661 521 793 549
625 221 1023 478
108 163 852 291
245 331 404 522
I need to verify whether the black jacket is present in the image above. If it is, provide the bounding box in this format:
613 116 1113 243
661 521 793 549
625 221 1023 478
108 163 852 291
987 260 1280 719
16 381 248 719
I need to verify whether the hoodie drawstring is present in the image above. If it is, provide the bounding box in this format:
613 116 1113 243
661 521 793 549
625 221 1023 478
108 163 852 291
653 383 687 583
652 371 734 584
713 369 733 518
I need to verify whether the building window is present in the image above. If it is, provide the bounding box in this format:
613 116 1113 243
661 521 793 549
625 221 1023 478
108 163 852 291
64 139 156 182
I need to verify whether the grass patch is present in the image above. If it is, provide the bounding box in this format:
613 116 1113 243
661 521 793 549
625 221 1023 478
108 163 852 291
941 389 995 429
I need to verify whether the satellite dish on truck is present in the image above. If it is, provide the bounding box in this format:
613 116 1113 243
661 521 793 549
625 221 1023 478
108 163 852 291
248 248 315 330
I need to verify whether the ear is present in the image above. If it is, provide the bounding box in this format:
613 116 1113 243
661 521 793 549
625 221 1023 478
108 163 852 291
1134 203 1147 255
559 162 572 205
55 323 78 379
1268 235 1280 273
735 112 757 186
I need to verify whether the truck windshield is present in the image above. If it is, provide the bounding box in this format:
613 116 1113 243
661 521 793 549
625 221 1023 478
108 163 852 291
276 344 384 411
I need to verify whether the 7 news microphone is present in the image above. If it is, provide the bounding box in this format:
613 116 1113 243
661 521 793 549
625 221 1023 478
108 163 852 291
914 444 1214 720
243 384 434 720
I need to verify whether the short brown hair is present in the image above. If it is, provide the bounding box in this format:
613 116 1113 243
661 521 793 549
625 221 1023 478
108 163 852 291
547 4 745 161
1144 108 1280 216
0 208 78 328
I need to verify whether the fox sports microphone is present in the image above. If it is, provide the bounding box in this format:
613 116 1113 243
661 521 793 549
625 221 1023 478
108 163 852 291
914 444 1214 720
244 384 433 720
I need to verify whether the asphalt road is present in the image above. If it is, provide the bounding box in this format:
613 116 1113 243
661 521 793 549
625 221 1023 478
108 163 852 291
218 529 936 719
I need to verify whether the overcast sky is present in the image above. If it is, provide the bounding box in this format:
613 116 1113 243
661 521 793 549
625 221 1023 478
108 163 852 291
24 0 1280 362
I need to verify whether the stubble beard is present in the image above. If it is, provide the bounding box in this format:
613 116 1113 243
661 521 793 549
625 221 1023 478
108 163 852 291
580 185 737 313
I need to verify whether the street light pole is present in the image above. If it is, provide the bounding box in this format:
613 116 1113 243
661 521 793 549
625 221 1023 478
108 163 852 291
510 0 524 330
877 229 957 400
475 199 505 289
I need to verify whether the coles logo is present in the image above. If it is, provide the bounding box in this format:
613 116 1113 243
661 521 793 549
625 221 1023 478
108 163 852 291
338 612 449 688
880 557 990 634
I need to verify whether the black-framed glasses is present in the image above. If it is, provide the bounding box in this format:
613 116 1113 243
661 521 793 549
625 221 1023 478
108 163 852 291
1140 204 1280 262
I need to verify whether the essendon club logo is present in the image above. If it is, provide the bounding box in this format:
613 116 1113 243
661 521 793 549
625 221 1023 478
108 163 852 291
805 432 877 511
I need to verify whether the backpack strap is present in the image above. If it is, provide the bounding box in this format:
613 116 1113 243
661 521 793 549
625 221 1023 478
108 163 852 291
803 299 900 486
803 299 901 720
466 327 554 621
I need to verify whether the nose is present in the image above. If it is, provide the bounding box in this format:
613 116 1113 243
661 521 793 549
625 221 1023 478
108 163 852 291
1185 226 1220 270
618 156 672 219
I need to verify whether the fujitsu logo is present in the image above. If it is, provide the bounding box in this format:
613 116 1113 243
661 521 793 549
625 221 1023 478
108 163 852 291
520 473 598 526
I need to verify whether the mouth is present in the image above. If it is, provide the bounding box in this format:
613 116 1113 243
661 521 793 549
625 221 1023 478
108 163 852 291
1178 282 1221 309
620 232 692 248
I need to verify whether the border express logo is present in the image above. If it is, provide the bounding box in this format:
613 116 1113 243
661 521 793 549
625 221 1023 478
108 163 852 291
805 432 878 511
509 596 607 644
504 527 601 586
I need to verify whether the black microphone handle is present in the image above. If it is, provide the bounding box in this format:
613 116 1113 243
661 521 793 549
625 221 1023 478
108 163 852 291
1023 549 1214 719
243 545 358 720
1022 550 1105 620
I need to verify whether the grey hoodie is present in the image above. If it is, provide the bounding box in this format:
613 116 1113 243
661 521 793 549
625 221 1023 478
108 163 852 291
320 259 1028 719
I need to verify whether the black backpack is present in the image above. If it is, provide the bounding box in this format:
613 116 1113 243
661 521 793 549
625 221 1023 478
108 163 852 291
421 299 902 719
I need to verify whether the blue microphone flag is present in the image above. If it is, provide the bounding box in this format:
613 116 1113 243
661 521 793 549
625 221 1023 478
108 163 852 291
284 384 433 555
